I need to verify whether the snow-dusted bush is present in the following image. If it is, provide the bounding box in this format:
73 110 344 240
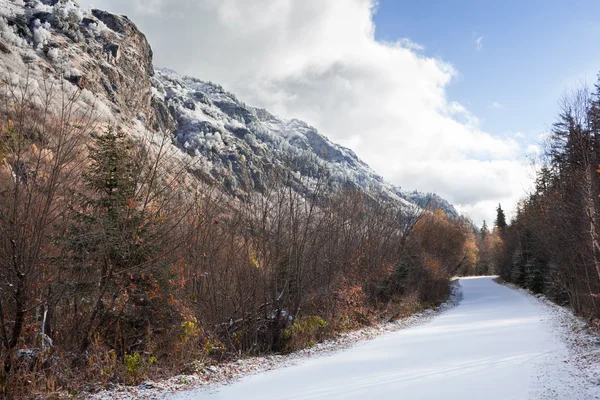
205 131 223 147
180 130 226 155
0 16 27 47
53 0 84 25
31 0 53 14
32 18 52 49
46 46 59 61
78 88 113 120
0 0 26 18
64 67 81 79
87 19 109 36
244 132 259 148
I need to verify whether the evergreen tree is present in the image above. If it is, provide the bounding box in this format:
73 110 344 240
511 244 525 286
480 220 489 239
68 128 169 355
525 256 544 294
495 204 507 232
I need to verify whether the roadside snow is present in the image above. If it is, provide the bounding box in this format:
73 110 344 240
501 281 600 399
167 277 598 400
87 283 462 400
88 277 600 399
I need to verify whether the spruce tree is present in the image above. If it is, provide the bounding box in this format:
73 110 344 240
68 128 167 355
480 220 489 239
495 204 507 232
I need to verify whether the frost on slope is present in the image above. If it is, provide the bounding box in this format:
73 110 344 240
153 68 444 210
0 0 117 121
403 191 458 217
0 0 167 131
0 0 457 215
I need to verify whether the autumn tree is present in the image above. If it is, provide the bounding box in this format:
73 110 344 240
0 74 95 396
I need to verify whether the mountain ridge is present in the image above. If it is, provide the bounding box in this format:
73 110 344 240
0 0 458 216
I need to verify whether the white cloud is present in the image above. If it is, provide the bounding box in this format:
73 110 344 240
526 144 542 155
395 38 425 52
489 101 502 109
80 0 532 224
475 36 484 51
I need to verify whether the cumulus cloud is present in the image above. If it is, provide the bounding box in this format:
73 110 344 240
80 0 533 224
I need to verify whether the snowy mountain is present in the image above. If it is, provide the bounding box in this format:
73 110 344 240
0 0 457 216
153 69 405 204
151 71 459 215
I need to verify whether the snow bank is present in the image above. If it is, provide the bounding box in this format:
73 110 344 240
86 283 463 400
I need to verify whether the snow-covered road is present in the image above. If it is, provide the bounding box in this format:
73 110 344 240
172 277 586 399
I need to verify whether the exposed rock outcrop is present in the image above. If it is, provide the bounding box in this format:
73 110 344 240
0 0 457 215
0 0 174 131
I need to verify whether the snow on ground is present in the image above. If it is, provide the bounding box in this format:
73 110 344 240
88 282 462 400
502 281 600 399
90 277 600 399
167 277 598 400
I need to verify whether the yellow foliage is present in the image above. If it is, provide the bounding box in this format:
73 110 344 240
462 235 479 271
424 256 442 277
434 209 447 219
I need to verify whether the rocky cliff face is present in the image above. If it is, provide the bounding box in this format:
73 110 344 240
151 69 412 204
0 0 173 130
0 0 457 216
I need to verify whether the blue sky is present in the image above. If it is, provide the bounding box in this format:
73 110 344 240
374 0 600 142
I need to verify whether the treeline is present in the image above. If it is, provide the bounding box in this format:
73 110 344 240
0 78 475 398
469 217 504 277
498 76 600 320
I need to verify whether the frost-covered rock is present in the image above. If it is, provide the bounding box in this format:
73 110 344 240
0 0 168 129
0 0 457 216
152 69 449 208
403 191 458 217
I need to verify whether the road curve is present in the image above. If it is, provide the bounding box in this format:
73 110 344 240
172 277 575 400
